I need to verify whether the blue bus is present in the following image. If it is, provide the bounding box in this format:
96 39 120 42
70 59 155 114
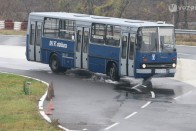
26 12 177 81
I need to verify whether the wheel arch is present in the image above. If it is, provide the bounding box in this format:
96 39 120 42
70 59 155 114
106 60 119 76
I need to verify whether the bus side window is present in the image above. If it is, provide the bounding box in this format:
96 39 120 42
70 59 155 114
59 20 75 41
129 36 135 60
30 24 35 45
83 31 89 53
76 30 82 52
121 36 127 59
106 25 120 46
91 23 105 44
44 18 59 38
36 24 42 46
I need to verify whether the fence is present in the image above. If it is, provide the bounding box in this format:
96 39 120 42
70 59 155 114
0 20 196 34
175 29 196 35
0 20 28 30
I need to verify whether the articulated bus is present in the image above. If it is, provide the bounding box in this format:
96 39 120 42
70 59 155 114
26 12 177 81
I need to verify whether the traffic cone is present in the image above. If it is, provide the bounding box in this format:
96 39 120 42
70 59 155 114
50 82 55 98
45 101 53 115
48 99 55 110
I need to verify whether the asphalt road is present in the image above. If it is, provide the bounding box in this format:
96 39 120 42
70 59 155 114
177 45 196 60
0 35 196 131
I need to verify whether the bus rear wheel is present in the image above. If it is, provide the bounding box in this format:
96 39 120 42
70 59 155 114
49 54 60 73
109 63 120 81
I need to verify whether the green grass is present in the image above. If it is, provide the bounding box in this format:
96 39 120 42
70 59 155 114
0 73 61 131
0 30 26 36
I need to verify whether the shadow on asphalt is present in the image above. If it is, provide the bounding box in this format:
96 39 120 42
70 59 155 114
61 69 176 102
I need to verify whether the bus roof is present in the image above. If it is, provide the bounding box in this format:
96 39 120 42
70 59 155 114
29 12 174 27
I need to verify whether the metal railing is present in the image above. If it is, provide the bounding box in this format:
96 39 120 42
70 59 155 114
175 29 196 35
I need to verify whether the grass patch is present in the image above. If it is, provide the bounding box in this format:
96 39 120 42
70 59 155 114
0 30 26 36
176 34 196 46
0 73 61 131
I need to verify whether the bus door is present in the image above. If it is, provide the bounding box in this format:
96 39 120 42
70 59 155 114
76 27 90 69
121 33 135 76
28 21 42 61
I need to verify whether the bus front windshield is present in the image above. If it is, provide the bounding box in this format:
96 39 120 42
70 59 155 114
159 27 175 52
137 27 175 52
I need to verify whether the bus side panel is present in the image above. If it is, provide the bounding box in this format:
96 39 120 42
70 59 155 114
88 44 120 74
41 37 75 68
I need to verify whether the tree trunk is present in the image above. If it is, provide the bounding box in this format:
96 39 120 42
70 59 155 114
175 0 180 28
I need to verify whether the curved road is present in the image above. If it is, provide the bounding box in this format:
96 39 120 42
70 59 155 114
0 36 196 131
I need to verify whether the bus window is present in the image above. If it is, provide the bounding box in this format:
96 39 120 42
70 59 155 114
83 31 89 53
44 18 59 38
121 36 127 59
76 30 82 52
91 23 106 44
106 25 120 46
36 24 42 46
129 35 135 60
59 20 75 40
30 24 35 45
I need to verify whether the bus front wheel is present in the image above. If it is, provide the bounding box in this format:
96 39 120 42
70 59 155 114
49 54 60 73
109 63 120 81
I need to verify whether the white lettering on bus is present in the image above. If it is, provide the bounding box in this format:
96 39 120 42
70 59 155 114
49 40 67 49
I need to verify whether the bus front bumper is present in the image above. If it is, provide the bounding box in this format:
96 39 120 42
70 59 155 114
136 68 176 74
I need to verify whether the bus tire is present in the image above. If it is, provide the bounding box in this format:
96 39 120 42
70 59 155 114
49 54 60 73
109 63 120 81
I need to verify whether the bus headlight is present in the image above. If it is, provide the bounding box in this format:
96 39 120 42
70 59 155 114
172 63 176 68
142 64 146 69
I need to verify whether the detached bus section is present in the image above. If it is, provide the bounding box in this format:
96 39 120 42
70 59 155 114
26 12 177 81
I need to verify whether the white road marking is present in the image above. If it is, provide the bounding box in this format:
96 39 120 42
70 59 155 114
124 112 138 120
141 85 147 88
141 101 151 109
174 90 193 100
151 91 155 98
40 111 51 123
132 83 142 92
104 122 119 130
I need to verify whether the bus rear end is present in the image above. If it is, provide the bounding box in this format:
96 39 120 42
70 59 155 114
134 26 177 79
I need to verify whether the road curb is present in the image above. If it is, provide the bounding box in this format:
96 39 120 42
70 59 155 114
0 71 70 131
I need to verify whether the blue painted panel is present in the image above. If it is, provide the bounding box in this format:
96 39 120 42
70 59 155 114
62 58 74 68
42 37 75 53
41 49 50 64
89 44 120 61
88 44 120 74
134 51 177 78
40 37 75 69
89 57 106 73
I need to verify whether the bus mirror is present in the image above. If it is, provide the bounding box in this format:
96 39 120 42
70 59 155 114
173 48 176 52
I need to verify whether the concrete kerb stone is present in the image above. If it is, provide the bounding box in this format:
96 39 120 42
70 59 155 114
0 71 70 131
